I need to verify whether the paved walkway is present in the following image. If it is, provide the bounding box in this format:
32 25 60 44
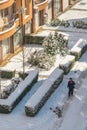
58 75 87 130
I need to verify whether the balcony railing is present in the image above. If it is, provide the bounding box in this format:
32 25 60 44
0 18 15 32
34 0 46 4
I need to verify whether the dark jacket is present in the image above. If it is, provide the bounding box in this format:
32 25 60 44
67 80 75 90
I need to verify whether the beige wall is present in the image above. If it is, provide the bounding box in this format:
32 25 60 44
62 0 69 11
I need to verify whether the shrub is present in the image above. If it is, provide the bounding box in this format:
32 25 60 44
28 31 68 70
18 72 28 79
28 50 55 70
50 18 61 26
1 70 15 79
43 31 68 56
43 33 57 56
0 77 22 99
24 35 45 45
50 18 70 27
72 21 84 28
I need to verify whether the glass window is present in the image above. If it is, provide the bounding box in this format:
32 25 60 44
0 8 8 17
2 38 10 57
13 29 22 49
4 8 8 16
25 22 31 34
54 0 61 17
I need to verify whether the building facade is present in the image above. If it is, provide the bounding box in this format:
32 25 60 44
0 0 78 65
0 0 32 64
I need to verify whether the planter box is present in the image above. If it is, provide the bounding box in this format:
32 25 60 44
70 39 87 60
59 55 75 74
0 69 38 113
25 68 64 116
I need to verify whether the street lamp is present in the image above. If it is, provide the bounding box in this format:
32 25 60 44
22 39 25 79
19 7 25 79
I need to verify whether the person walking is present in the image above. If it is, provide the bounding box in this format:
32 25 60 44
67 78 75 97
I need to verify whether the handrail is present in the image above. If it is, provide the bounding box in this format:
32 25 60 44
34 0 46 4
0 18 15 32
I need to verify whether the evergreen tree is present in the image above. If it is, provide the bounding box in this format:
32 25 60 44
43 31 68 56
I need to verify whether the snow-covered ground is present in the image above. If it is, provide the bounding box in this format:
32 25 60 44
58 75 87 130
0 0 87 130
0 52 87 130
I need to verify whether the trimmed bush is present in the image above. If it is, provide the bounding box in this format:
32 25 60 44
24 35 45 45
18 72 28 79
0 77 22 99
25 68 64 116
28 50 55 70
70 39 87 60
0 69 38 113
59 55 75 74
1 70 15 79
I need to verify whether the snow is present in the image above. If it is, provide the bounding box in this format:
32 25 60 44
0 0 87 129
0 69 38 113
70 38 87 53
25 68 63 109
58 76 87 130
72 0 87 11
59 55 75 67
0 52 86 130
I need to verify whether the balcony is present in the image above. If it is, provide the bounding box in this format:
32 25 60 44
0 16 15 31
0 0 14 9
34 0 48 11
2 20 15 32
0 16 17 40
0 23 16 40
34 0 45 4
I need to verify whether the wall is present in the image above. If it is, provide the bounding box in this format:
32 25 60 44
62 0 69 11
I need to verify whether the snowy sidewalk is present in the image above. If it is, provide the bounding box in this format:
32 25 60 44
58 75 87 130
0 52 86 130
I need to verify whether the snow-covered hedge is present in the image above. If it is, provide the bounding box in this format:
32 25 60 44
25 68 64 116
0 69 38 113
1 69 15 79
70 39 87 60
0 77 22 99
59 55 75 74
25 35 45 45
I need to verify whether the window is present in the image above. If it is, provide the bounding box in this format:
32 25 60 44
13 29 22 49
2 38 10 57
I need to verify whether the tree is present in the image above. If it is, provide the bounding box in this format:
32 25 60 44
28 31 68 70
43 31 68 56
43 33 57 55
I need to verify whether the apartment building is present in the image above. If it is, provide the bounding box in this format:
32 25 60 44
0 0 32 64
31 0 48 32
27 0 79 32
0 0 78 65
